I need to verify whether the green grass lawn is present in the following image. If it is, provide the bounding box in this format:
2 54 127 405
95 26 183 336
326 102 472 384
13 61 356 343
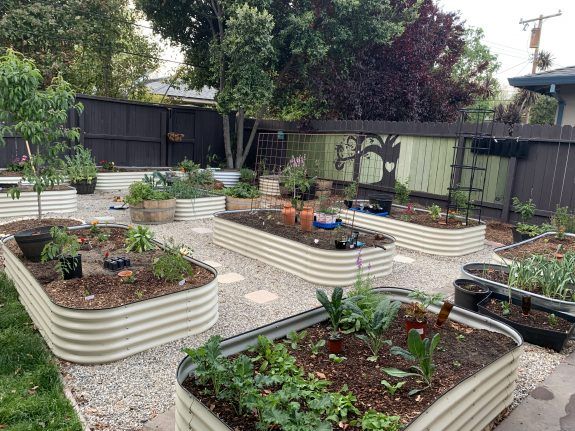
0 272 82 431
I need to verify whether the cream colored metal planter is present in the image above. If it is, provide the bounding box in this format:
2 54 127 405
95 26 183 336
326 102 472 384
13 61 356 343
95 171 149 192
175 197 226 221
213 211 395 287
175 287 523 431
340 208 486 256
0 187 77 218
258 175 281 196
211 170 240 187
1 225 219 364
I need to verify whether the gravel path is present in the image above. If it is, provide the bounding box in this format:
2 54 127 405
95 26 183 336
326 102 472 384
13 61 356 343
1 194 572 430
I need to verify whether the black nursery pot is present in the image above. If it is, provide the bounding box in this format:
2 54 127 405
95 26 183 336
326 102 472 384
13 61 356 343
71 178 97 195
344 200 353 209
60 254 83 280
298 184 317 201
14 226 61 262
511 227 531 244
453 279 490 312
369 194 393 214
334 239 348 249
477 292 575 352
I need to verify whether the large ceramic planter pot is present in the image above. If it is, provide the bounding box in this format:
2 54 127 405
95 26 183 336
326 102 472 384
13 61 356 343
461 263 575 317
453 278 490 312
213 210 395 287
478 291 575 352
259 175 281 196
340 206 486 256
0 187 77 218
210 169 240 187
1 224 219 364
130 198 176 224
71 178 97 195
174 196 226 221
175 287 523 431
225 196 261 211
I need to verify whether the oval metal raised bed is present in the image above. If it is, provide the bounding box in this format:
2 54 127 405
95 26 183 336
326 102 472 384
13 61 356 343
175 196 226 221
213 209 396 287
460 263 575 317
175 287 523 431
0 187 77 218
340 206 486 256
1 224 219 364
492 231 575 264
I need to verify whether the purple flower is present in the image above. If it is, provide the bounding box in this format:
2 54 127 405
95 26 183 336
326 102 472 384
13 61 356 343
356 251 363 269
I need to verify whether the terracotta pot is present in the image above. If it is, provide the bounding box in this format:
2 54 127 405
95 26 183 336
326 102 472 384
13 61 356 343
281 203 296 226
327 337 343 354
300 206 314 232
405 319 428 339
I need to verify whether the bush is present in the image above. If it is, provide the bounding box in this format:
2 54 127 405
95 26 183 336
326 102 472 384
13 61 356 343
394 179 410 205
125 181 172 205
168 179 213 199
152 241 194 282
64 145 98 182
224 182 260 199
240 168 256 183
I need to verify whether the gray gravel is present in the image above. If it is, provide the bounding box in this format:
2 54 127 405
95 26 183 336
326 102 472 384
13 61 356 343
1 193 572 430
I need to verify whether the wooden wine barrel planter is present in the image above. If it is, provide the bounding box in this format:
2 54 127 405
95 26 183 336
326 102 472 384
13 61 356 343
130 199 176 224
226 196 261 211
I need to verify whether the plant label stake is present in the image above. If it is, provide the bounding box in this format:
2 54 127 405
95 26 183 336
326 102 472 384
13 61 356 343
435 301 454 327
521 295 532 315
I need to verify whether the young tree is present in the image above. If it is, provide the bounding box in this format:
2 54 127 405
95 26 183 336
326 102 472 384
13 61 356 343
137 0 416 168
0 50 82 219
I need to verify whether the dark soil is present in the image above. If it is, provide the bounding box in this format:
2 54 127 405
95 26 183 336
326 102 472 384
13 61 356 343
468 267 509 285
0 218 83 236
5 227 215 309
455 280 488 293
498 235 575 261
183 306 516 430
484 299 573 333
485 221 514 245
387 208 478 230
220 211 394 250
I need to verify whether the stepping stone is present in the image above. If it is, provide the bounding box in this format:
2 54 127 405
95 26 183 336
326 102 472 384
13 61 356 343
203 260 222 268
191 227 213 234
217 272 244 284
245 289 279 304
143 407 174 431
394 254 415 264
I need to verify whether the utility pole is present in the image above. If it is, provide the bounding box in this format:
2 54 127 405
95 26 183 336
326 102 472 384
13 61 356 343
519 10 562 74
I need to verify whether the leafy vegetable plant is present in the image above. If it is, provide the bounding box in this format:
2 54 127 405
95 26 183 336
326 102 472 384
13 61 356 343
125 181 172 205
380 379 405 396
360 410 402 431
428 204 441 221
285 330 307 350
125 225 156 253
383 329 440 395
316 287 345 337
152 240 194 282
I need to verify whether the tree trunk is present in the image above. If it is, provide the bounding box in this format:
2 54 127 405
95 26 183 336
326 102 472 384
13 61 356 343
37 190 42 220
235 108 245 169
238 117 261 169
222 114 234 168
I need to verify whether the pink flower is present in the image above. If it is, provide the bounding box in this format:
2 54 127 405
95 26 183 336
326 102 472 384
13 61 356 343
356 251 363 269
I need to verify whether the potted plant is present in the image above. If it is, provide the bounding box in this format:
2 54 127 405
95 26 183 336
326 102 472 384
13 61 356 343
65 145 98 194
404 290 445 339
125 181 176 224
0 50 82 258
512 197 536 243
41 226 82 280
316 287 345 353
343 181 358 209
453 278 490 312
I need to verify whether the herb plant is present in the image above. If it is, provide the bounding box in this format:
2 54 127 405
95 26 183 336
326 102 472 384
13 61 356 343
548 313 558 327
152 240 194 282
239 168 256 183
383 329 440 395
125 181 172 205
394 179 410 205
125 225 156 253
224 182 260 198
64 145 98 183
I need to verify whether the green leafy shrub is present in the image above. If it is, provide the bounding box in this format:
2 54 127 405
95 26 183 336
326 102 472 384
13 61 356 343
64 145 98 182
41 226 81 278
512 197 536 223
125 181 172 205
152 240 194 282
125 225 155 253
240 168 256 183
394 179 410 205
344 182 358 200
428 204 441 221
168 178 213 199
452 188 468 212
383 329 440 395
177 157 198 173
224 182 260 198
551 206 575 238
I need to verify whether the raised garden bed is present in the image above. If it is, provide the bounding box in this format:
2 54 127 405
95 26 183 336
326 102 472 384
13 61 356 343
213 210 395 286
0 186 77 218
494 231 575 263
478 291 575 352
209 169 240 187
258 175 281 196
175 196 226 221
461 263 575 317
95 168 173 192
225 196 261 211
340 206 485 256
1 224 218 364
176 287 523 431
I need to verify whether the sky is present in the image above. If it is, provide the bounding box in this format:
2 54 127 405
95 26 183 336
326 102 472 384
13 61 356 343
147 1 575 97
438 0 573 95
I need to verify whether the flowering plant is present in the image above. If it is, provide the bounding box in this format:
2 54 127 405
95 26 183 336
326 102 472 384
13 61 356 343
6 155 28 172
100 160 117 171
282 154 316 196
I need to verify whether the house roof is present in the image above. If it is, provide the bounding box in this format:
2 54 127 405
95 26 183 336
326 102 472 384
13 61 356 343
508 66 575 93
145 78 216 104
